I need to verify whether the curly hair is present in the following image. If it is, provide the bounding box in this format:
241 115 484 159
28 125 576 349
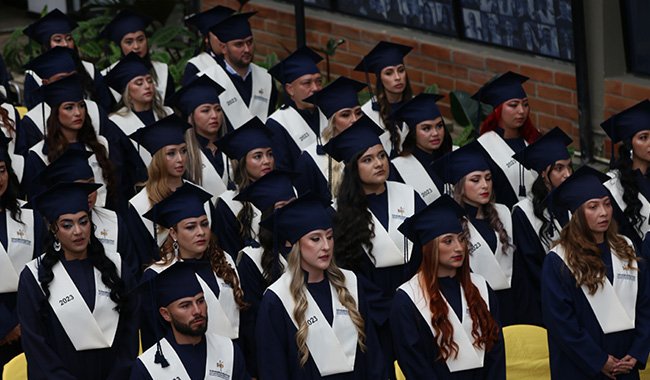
46 103 117 197
479 103 542 144
287 243 366 367
453 175 515 255
141 148 177 207
333 149 375 271
399 118 452 158
0 106 16 136
375 69 413 153
320 116 345 197
418 237 500 361
558 203 639 295
155 232 248 310
531 171 553 246
614 138 644 234
0 153 24 223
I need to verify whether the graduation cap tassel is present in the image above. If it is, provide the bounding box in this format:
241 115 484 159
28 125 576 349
609 115 616 170
547 188 555 238
327 155 333 199
150 276 169 367
518 149 526 197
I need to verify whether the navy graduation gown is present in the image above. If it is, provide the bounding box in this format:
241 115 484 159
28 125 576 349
542 244 650 379
216 58 278 117
213 197 252 260
480 128 526 209
294 150 331 199
16 254 139 380
182 52 220 85
256 274 388 380
390 276 506 380
611 169 650 249
129 332 251 380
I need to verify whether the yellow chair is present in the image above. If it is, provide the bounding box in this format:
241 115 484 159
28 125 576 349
639 353 650 379
15 107 27 120
503 324 551 380
395 360 406 380
2 353 27 380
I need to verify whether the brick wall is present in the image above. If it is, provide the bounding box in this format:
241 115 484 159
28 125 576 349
207 0 580 148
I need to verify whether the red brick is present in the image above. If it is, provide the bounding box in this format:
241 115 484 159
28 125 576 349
305 30 320 45
423 73 454 91
276 37 297 54
360 29 388 45
250 17 265 30
276 11 295 25
602 109 616 120
604 94 637 112
604 79 622 96
556 103 579 121
255 30 279 48
328 62 351 78
332 50 362 66
572 92 578 105
438 61 468 79
455 79 481 94
485 57 518 74
622 82 650 100
411 83 426 94
538 114 573 131
421 43 451 62
306 17 332 34
406 55 437 71
265 20 295 38
390 36 418 54
252 7 278 21
452 51 484 70
350 70 370 83
346 40 374 56
468 69 493 85
555 72 576 90
254 45 269 56
538 84 572 104
407 68 423 84
438 103 452 119
523 82 536 96
335 24 361 41
528 97 555 115
519 65 553 83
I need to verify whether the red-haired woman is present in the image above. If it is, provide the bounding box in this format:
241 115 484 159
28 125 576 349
391 195 505 379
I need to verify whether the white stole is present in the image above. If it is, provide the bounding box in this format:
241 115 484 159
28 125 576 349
92 207 119 256
187 53 218 74
553 238 638 334
218 190 261 243
399 272 489 372
605 171 650 239
25 250 122 350
25 100 102 137
199 149 228 204
514 198 563 253
1 103 24 182
466 204 514 290
0 204 34 293
140 333 234 380
129 188 168 245
392 154 441 205
269 269 359 376
237 246 288 276
268 106 328 151
365 181 415 268
361 100 409 154
81 61 96 80
477 131 537 200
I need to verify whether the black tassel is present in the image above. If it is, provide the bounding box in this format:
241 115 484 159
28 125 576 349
519 184 526 197
154 343 170 368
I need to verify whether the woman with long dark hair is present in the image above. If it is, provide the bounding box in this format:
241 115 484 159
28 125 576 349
390 93 451 205
391 195 505 379
511 127 573 326
601 100 650 249
0 94 24 182
542 166 650 379
434 142 516 326
473 71 541 208
17 182 137 379
354 41 414 157
256 193 388 379
100 9 174 102
22 9 112 111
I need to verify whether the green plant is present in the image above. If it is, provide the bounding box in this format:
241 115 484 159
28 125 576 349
449 89 493 146
2 7 48 72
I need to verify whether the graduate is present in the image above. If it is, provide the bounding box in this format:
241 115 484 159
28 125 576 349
213 117 275 257
433 142 517 326
138 183 249 356
0 136 45 367
0 93 24 182
542 166 650 379
294 76 367 199
472 71 541 208
22 9 112 111
391 195 505 380
22 74 120 212
256 193 388 380
510 126 573 326
266 46 326 170
353 41 414 157
166 75 230 203
389 93 451 205
17 182 138 380
182 5 236 83
200 12 277 128
99 9 175 103
601 100 650 248
130 261 251 380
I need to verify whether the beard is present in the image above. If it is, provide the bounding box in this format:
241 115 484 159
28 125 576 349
171 314 208 337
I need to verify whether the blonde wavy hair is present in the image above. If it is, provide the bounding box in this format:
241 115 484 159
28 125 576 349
141 148 175 206
287 242 367 367
116 75 168 120
321 116 344 198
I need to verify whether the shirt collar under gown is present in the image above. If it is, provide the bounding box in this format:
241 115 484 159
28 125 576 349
195 132 226 177
464 202 498 253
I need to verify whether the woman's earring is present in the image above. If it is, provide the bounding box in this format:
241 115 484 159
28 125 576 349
173 239 179 258
54 239 61 252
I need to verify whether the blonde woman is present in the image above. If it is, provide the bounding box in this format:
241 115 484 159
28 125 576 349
256 194 387 379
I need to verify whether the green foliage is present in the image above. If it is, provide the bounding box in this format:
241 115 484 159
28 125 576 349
424 84 439 94
449 90 493 146
453 124 475 146
358 90 372 105
257 52 278 70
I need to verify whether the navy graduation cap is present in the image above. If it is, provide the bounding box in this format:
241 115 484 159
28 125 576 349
39 73 83 107
259 192 332 245
353 41 413 76
549 165 610 214
600 99 650 165
23 46 76 80
27 182 102 223
512 126 572 174
391 93 445 127
37 147 93 187
143 182 212 229
214 116 273 160
432 140 490 186
302 76 367 119
165 75 225 117
99 9 153 44
129 114 190 155
471 71 528 109
398 194 466 246
234 170 299 211
103 52 152 94
185 5 236 36
23 9 78 46
268 45 323 84
210 12 256 43
322 114 384 163
0 135 12 163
